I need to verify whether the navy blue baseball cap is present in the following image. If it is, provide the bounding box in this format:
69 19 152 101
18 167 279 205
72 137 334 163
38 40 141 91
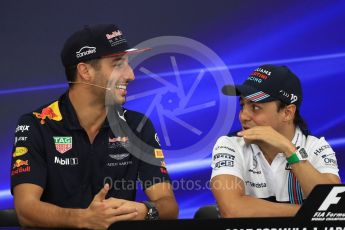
61 24 149 67
222 64 303 107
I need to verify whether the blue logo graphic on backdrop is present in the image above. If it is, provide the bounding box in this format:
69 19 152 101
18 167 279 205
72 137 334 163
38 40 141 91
115 36 237 164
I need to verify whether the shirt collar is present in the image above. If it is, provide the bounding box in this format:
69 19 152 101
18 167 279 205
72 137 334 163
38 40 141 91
250 143 262 157
59 91 110 130
291 126 303 148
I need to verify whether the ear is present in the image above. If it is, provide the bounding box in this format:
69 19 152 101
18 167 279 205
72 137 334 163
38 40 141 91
76 62 93 81
283 104 296 123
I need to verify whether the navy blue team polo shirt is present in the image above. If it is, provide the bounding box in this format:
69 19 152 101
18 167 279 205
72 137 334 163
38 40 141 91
11 92 170 208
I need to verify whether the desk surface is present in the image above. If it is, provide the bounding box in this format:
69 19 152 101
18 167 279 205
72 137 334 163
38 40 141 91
2 218 344 230
1 185 344 229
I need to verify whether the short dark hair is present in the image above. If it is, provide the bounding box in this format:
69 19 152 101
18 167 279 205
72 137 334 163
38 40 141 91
276 101 309 135
65 65 77 85
64 58 101 86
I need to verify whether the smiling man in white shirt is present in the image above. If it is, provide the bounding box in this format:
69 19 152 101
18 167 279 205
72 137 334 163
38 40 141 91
211 64 340 218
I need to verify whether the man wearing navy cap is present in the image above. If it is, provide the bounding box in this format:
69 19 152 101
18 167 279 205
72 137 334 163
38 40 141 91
211 64 340 217
11 24 178 228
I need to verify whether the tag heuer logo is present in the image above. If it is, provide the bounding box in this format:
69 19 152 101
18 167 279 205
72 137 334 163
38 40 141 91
53 136 72 154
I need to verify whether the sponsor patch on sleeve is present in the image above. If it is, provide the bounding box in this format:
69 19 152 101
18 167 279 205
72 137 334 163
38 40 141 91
13 147 28 158
154 149 164 158
11 159 31 176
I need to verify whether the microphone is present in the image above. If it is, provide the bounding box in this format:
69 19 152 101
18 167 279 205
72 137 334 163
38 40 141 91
68 81 111 91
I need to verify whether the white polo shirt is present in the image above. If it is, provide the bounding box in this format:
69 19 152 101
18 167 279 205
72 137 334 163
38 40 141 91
211 127 339 202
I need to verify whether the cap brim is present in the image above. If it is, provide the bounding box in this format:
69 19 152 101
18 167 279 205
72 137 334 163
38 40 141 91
222 84 275 103
103 47 151 57
222 85 240 96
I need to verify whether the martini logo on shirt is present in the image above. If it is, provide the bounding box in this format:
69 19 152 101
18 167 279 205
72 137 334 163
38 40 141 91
53 136 72 154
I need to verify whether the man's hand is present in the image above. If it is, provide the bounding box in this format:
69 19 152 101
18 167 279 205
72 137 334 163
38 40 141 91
237 126 296 157
103 198 148 220
80 184 138 229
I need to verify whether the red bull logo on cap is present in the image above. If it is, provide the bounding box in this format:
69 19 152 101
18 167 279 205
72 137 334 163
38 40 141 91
106 30 123 40
33 101 62 124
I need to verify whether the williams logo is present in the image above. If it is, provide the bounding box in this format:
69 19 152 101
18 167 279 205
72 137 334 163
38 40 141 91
53 136 72 154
